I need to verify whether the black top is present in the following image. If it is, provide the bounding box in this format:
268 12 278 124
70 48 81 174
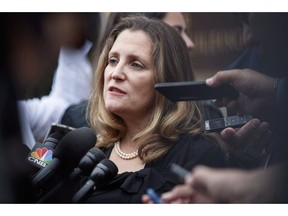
80 134 227 203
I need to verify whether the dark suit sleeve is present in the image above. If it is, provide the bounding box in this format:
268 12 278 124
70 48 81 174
61 100 89 128
275 76 288 159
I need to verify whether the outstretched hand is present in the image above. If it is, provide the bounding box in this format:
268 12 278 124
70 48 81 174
220 118 272 167
206 69 276 119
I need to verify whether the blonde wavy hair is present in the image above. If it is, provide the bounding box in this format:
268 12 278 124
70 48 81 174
88 15 220 163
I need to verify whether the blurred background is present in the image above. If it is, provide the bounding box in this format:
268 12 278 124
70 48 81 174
185 13 246 79
29 12 246 97
102 12 246 80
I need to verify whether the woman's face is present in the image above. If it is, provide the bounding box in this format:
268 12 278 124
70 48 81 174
162 12 195 50
103 29 156 121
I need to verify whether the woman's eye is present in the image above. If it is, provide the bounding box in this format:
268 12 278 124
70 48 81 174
109 58 118 65
131 62 143 69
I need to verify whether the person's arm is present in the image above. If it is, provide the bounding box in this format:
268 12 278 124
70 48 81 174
185 163 288 203
205 69 277 168
18 97 70 146
157 163 288 203
18 41 93 146
50 40 93 102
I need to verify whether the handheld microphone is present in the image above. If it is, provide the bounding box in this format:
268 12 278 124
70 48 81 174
72 158 118 203
44 132 64 149
26 124 74 177
37 146 106 203
26 132 64 175
31 127 96 194
70 147 107 178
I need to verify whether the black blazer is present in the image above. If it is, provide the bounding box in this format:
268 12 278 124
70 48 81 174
61 100 89 128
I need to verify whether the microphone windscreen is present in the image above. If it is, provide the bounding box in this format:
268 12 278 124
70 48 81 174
71 159 118 203
90 158 118 183
86 147 106 162
44 132 64 149
99 159 118 176
46 132 64 141
53 127 96 168
78 147 106 175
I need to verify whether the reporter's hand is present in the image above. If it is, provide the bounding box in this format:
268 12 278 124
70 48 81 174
160 184 213 203
187 164 285 203
147 166 258 204
220 118 272 167
142 194 156 204
206 69 276 118
141 184 213 204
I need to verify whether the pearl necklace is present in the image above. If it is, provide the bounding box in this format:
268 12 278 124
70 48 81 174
114 141 138 160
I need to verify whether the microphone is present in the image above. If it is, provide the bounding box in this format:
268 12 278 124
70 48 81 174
26 132 64 175
31 127 96 195
70 147 107 178
72 158 118 203
44 132 64 149
37 146 106 203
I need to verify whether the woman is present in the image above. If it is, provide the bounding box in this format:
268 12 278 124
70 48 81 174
84 15 226 203
61 12 223 129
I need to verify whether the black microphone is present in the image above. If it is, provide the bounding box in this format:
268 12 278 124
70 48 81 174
26 132 64 176
31 127 96 194
70 147 107 179
44 132 64 149
32 123 74 168
37 146 106 203
72 158 118 203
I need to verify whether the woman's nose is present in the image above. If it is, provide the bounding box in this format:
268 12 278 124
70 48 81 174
111 64 126 80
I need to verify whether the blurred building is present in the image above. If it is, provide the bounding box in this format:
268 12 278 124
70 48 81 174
184 13 246 80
